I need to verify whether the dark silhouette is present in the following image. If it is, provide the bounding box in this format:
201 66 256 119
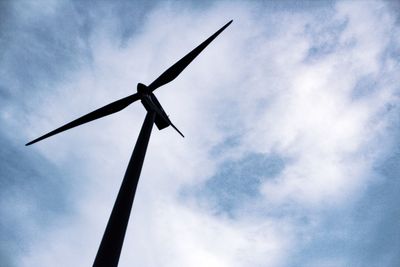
26 20 232 267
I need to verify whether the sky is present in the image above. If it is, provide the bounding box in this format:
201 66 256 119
1 0 400 266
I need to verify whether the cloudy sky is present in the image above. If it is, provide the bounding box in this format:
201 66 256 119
1 0 400 266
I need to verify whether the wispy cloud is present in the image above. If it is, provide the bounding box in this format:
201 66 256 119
1 1 399 267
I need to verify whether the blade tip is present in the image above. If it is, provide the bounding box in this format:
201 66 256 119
222 20 233 30
26 138 41 146
25 141 34 146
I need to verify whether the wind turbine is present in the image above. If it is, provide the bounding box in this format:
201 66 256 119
26 20 232 267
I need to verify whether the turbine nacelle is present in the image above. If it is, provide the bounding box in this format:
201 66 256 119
139 89 184 137
138 84 184 137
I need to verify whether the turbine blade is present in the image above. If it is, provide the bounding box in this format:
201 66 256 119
26 93 141 146
170 122 185 138
148 20 233 91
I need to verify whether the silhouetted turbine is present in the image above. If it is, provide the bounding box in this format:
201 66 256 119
26 20 232 267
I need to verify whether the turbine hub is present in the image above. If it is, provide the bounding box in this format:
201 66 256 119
137 83 149 95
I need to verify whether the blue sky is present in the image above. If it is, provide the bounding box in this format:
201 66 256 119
1 0 400 266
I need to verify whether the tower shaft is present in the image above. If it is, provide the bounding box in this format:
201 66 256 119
93 111 156 267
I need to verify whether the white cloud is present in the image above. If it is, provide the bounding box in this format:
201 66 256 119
15 1 400 266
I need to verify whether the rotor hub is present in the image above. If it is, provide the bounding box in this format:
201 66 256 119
137 83 149 96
